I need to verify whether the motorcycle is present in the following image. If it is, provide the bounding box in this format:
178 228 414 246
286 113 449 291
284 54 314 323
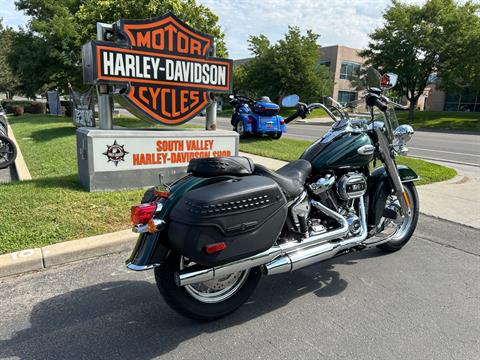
126 68 419 321
0 114 17 170
228 94 286 139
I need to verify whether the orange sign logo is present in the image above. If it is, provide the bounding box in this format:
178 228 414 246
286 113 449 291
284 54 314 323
82 13 232 125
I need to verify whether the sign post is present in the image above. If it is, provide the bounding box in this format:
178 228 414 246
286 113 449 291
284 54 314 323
78 13 236 191
96 23 113 130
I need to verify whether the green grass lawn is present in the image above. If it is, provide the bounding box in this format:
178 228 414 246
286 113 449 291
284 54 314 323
397 111 480 132
239 137 456 186
0 115 146 254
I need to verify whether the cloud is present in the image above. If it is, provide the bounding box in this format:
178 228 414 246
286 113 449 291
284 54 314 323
197 0 423 59
0 0 29 28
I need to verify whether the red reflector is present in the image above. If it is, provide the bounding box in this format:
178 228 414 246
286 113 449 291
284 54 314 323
131 202 157 225
204 242 227 254
247 116 255 124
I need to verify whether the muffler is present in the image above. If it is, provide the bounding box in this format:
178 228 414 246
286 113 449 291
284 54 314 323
264 197 367 275
175 198 366 287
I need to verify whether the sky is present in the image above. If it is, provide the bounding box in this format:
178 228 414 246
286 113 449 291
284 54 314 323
0 0 424 59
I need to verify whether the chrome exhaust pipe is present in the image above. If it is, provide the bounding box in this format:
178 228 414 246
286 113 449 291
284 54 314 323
175 198 362 287
265 197 367 275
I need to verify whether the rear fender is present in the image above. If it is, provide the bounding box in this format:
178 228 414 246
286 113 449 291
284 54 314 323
126 174 237 270
368 165 419 229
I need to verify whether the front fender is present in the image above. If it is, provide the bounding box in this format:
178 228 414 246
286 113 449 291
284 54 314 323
126 174 236 270
368 165 419 229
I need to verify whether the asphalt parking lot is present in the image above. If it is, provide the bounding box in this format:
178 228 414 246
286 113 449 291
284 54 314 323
1 215 479 360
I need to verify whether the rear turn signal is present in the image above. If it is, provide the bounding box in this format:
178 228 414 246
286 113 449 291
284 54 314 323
155 190 169 199
131 203 157 225
204 242 227 254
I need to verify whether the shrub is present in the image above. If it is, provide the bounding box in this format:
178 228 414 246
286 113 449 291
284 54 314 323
60 100 72 117
29 101 47 114
12 106 24 116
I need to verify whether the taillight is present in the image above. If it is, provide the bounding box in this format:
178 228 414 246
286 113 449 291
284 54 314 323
280 119 285 125
131 202 157 225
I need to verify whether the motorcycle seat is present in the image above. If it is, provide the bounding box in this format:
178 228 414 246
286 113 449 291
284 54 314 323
254 159 312 201
188 156 255 177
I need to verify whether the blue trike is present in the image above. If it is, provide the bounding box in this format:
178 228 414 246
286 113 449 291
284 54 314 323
228 95 286 139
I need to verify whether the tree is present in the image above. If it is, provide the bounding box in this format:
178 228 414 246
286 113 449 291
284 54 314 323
0 21 20 99
11 0 227 95
360 0 480 119
237 27 333 103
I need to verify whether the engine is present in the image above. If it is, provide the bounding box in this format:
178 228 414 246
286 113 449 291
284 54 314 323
304 171 367 237
336 173 367 200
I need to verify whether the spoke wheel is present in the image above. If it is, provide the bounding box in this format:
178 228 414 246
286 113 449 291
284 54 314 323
155 252 261 321
181 257 250 304
375 182 419 252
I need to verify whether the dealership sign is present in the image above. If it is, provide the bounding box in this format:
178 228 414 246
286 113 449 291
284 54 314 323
93 134 235 172
82 13 233 125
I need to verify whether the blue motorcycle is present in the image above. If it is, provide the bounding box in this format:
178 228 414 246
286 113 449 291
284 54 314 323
228 95 286 139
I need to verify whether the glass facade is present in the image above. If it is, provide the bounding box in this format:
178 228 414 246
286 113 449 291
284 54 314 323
444 88 480 112
340 61 361 80
338 91 357 105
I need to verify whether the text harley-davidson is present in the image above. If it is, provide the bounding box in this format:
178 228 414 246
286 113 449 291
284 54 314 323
127 68 419 320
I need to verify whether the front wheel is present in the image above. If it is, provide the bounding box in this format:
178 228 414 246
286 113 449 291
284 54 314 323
234 120 249 139
377 182 419 253
155 252 261 321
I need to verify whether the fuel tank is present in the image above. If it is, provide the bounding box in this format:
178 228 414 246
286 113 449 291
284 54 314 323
300 133 374 172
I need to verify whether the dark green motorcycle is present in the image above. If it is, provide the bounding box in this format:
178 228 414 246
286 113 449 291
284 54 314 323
126 68 419 320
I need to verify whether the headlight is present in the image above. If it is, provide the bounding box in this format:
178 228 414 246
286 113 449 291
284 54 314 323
394 125 414 142
393 125 414 155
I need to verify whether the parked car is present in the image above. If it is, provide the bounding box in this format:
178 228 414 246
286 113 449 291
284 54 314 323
228 95 286 139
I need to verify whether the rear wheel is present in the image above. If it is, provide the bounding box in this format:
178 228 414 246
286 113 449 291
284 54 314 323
270 132 282 139
377 182 419 253
155 252 261 321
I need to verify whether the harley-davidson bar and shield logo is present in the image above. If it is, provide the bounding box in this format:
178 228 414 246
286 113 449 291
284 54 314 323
82 13 233 125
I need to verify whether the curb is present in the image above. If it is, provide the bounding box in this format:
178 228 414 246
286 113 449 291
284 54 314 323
7 122 32 181
0 229 137 279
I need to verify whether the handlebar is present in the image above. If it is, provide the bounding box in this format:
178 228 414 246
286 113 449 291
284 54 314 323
284 102 340 124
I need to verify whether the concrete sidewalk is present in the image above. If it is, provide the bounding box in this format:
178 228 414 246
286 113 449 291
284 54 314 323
416 161 480 229
241 152 480 229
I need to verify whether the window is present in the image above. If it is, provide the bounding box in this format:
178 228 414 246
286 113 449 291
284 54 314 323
338 91 357 105
340 61 361 80
444 88 479 112
318 60 331 68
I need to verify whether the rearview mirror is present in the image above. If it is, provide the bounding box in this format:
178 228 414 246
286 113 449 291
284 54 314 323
380 73 398 89
281 94 299 107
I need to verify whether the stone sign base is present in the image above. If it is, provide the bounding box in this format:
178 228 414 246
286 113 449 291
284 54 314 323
77 128 239 191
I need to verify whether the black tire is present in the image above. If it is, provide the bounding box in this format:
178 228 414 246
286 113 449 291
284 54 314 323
234 121 249 139
0 135 17 170
141 187 157 203
270 132 282 139
377 182 419 253
155 252 261 321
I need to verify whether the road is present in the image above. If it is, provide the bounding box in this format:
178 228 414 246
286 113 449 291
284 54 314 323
189 116 480 167
1 215 479 360
0 165 16 183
